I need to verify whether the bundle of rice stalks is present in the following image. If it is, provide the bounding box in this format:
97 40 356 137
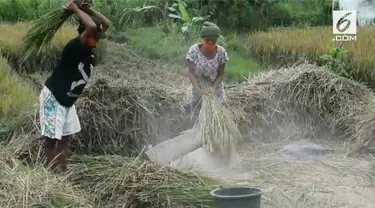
68 155 220 208
195 88 242 157
20 0 93 64
0 155 91 207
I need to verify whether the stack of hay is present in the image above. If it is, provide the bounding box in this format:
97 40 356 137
73 72 183 156
227 63 375 153
71 47 186 156
69 155 220 208
0 136 220 208
0 142 91 207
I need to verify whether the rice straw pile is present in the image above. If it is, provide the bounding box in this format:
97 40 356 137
0 155 91 207
72 68 184 155
20 0 93 64
195 87 242 156
226 63 375 153
68 155 220 208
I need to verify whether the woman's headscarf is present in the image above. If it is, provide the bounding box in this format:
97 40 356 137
200 22 220 38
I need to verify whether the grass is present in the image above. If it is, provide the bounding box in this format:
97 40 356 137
0 22 263 79
0 22 77 72
0 0 61 22
0 22 76 54
0 55 36 119
0 55 36 138
0 0 150 30
246 26 375 88
126 26 263 79
225 51 263 79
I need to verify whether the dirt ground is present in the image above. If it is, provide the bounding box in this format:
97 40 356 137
214 138 375 208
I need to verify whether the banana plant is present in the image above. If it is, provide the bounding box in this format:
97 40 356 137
167 0 210 35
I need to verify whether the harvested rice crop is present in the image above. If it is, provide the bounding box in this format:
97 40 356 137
20 0 93 64
69 155 220 208
227 63 375 153
73 73 184 155
69 46 185 155
20 9 72 64
196 88 242 157
0 156 91 208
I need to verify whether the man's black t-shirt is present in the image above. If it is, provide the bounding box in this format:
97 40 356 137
45 37 93 107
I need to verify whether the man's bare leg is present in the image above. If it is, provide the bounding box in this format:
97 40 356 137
44 137 58 170
56 136 70 172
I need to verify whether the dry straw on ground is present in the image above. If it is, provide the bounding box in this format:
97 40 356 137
68 155 220 208
1 134 221 208
0 144 91 208
227 63 375 153
196 89 242 156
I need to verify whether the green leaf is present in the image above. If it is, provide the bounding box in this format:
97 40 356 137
168 13 182 19
167 7 177 12
181 25 189 33
203 15 211 21
133 5 159 12
192 17 204 23
179 0 188 7
178 0 191 22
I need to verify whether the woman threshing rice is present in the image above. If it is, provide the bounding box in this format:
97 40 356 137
39 0 111 172
185 22 229 119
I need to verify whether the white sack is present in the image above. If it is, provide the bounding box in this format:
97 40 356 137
170 146 242 175
145 128 202 165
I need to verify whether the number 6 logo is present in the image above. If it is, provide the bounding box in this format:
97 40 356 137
336 12 352 33
332 10 357 35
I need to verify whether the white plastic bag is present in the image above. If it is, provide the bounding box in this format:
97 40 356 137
170 146 242 175
145 128 202 165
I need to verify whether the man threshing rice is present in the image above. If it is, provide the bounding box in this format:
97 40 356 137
186 22 229 119
39 0 111 172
